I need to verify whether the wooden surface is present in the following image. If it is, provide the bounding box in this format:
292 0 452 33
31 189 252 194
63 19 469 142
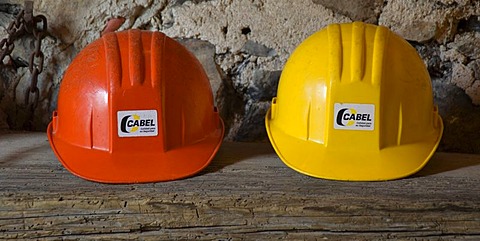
1 132 480 240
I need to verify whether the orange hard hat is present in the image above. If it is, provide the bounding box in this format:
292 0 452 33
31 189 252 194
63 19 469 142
47 30 224 183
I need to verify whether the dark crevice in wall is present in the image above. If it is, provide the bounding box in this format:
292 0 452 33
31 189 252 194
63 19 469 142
241 27 251 35
215 57 245 141
457 15 480 34
433 79 480 153
0 3 22 15
409 41 452 79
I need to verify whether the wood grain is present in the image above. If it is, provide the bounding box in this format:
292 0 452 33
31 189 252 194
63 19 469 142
1 132 480 240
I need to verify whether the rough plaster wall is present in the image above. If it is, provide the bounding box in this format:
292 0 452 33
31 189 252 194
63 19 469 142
1 0 480 153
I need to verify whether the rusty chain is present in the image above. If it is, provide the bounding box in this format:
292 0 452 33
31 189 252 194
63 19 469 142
0 1 47 112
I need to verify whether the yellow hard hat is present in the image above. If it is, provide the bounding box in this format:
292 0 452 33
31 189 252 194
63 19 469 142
265 22 443 181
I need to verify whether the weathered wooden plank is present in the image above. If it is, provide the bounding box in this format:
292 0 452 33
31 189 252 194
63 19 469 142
0 132 480 240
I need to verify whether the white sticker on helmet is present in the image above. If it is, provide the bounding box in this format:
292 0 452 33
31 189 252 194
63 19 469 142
334 103 375 131
117 110 158 137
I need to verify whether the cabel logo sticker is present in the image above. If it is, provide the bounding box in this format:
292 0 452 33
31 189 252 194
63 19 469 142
334 103 375 131
117 110 158 137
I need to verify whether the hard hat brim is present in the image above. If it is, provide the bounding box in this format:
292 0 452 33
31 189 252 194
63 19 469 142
47 120 224 183
265 109 443 181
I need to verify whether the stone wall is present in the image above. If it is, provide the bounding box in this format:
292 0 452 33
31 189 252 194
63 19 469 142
1 0 479 153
